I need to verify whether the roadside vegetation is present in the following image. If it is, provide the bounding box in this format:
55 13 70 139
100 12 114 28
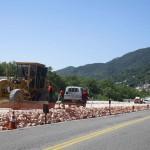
0 62 150 101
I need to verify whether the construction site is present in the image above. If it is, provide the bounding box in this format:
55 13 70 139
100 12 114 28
0 62 149 131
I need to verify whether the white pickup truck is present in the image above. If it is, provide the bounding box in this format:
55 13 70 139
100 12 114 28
64 86 85 103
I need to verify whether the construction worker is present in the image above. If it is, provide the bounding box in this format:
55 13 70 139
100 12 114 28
59 89 65 108
47 84 55 102
82 89 89 107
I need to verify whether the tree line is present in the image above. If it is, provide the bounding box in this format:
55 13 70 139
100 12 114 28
0 62 150 101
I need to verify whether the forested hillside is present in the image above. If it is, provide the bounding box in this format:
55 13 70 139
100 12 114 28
56 47 150 86
112 63 150 87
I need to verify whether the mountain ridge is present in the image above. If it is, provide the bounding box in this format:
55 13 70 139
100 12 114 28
56 47 150 80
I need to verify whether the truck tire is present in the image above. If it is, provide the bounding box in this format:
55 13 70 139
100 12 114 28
9 89 24 102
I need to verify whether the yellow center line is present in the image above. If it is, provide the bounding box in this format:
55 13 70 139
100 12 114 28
43 115 150 150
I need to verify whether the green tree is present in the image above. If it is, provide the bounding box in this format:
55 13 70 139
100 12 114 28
63 75 81 86
46 67 67 92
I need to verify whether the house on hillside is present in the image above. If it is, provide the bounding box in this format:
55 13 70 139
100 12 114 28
136 83 150 92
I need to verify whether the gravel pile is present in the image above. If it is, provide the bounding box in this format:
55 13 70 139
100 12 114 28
0 105 149 131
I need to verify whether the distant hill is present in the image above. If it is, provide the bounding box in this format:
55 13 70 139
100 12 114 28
56 47 150 85
57 66 75 75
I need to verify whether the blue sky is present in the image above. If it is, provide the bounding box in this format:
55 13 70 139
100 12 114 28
0 0 150 71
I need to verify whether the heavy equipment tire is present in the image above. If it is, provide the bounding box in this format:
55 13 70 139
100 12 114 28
9 89 24 102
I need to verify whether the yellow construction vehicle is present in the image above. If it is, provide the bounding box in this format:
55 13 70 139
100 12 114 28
0 62 49 102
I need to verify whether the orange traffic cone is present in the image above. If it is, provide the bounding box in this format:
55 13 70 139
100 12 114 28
8 111 17 130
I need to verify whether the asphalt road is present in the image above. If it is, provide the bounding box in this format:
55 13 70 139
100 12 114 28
0 110 150 150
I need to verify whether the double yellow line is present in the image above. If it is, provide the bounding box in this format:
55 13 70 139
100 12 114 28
44 115 150 150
